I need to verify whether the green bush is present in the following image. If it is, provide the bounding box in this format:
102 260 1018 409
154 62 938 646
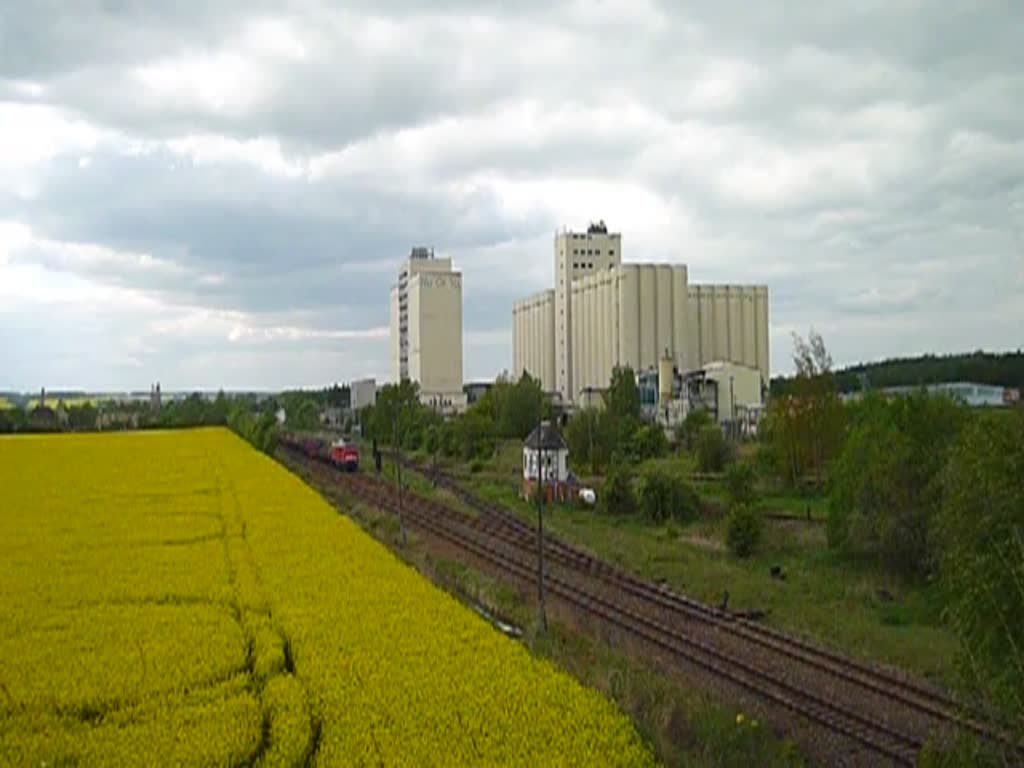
639 468 700 523
675 408 713 452
935 409 1024 723
469 459 484 474
696 425 732 473
602 465 637 516
726 505 763 558
630 424 669 462
724 462 757 507
827 391 967 576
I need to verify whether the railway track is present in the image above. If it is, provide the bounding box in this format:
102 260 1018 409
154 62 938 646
282 442 1023 766
402 460 968 727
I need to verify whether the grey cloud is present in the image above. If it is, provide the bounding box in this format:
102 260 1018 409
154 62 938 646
1 0 1023 389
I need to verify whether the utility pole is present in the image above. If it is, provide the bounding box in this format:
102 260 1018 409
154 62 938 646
535 394 548 633
729 375 736 443
393 406 406 546
587 408 594 475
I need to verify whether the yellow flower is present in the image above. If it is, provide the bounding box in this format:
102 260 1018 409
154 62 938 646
736 713 746 725
0 429 656 767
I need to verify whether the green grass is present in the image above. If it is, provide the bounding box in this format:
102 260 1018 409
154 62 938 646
461 476 957 685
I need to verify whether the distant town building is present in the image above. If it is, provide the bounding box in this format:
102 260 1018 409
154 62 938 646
319 407 345 430
351 378 377 411
513 221 769 405
852 382 1022 408
389 247 466 413
150 382 162 413
29 388 57 431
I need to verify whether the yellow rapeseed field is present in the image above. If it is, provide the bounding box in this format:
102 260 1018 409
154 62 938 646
0 429 655 766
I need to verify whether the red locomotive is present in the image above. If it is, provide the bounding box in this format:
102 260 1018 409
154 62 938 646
329 438 359 472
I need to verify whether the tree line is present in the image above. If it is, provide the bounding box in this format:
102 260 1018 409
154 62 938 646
771 349 1024 395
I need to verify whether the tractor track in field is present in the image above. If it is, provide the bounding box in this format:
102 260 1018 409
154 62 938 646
280 440 1023 767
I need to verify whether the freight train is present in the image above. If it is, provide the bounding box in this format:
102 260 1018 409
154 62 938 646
280 433 360 472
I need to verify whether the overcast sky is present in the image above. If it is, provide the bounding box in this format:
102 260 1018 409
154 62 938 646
2 1 1022 391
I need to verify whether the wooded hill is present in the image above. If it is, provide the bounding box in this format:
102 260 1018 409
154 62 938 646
772 350 1024 394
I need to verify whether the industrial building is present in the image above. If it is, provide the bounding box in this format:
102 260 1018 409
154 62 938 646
389 248 466 413
842 382 1022 408
513 222 769 405
350 378 377 411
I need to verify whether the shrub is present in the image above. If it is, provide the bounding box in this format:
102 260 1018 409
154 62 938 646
639 468 700 524
676 408 713 452
469 459 484 474
935 409 1024 724
630 424 669 462
602 465 637 516
696 425 732 473
827 391 967 576
725 462 757 507
726 504 763 558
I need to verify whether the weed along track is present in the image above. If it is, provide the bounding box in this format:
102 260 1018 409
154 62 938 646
283 442 1023 766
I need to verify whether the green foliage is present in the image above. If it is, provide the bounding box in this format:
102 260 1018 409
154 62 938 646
564 367 644 473
453 408 496 461
827 391 968 576
602 465 637 516
475 372 547 440
565 408 610 473
726 505 763 558
695 425 732 473
675 408 712 452
324 383 351 409
762 331 846 488
630 424 669 462
227 401 279 456
724 462 757 507
639 468 700 524
770 349 1024 395
935 409 1024 724
604 366 642 447
288 398 321 432
66 403 98 431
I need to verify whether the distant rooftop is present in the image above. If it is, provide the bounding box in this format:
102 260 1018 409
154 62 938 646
409 246 435 260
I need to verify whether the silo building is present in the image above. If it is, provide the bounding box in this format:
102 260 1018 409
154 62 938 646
512 222 769 405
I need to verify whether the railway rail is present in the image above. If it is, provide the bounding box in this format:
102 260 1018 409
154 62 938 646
281 439 1023 766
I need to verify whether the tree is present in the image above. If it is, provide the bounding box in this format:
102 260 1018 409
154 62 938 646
326 383 351 409
676 408 712 452
289 398 320 432
764 330 845 487
630 424 669 462
372 381 423 446
639 468 700 523
695 424 732 473
727 505 763 558
604 366 642 450
602 464 637 516
565 407 610 474
725 461 758 507
67 403 98 431
935 409 1024 726
827 391 968 575
453 408 496 461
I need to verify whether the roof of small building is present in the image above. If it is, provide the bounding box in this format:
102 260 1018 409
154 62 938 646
524 422 567 451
